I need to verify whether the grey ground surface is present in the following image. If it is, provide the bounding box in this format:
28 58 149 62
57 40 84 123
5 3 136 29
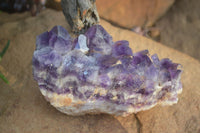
156 0 200 61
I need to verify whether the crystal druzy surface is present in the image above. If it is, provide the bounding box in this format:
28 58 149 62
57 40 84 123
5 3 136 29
33 25 182 116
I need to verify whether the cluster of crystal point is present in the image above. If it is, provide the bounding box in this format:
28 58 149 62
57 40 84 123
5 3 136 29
33 25 182 116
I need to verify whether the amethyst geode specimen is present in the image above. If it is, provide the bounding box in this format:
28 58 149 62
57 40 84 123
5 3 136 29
33 25 182 116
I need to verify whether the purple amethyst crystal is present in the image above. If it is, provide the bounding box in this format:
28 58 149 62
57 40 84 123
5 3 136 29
32 25 182 116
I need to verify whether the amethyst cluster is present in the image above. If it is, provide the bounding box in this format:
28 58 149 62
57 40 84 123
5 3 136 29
33 25 182 116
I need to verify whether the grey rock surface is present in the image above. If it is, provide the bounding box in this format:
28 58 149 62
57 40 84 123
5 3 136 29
61 0 99 33
156 0 200 61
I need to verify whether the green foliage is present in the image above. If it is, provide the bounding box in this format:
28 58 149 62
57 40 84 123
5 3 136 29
0 73 9 84
0 40 10 84
0 40 10 59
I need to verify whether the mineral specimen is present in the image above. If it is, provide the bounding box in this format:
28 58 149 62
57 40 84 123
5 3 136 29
0 0 46 15
32 25 182 116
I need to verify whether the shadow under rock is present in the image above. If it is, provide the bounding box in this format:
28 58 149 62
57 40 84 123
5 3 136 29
33 88 129 133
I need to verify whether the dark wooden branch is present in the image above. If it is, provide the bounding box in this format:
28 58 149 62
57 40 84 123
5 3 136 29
61 0 100 34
